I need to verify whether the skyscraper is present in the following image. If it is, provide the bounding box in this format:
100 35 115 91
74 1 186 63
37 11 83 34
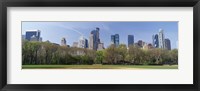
89 27 101 50
111 34 120 47
111 35 115 44
115 34 119 47
165 38 171 50
85 39 88 48
61 37 67 46
128 35 134 47
158 29 165 49
78 36 88 48
25 30 41 41
89 34 94 50
152 34 159 48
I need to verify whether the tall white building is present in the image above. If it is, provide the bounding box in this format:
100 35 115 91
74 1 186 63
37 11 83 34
78 36 86 48
89 34 94 49
61 37 67 46
158 29 165 49
97 43 104 51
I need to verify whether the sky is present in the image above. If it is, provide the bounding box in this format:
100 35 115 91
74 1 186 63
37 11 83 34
22 21 178 49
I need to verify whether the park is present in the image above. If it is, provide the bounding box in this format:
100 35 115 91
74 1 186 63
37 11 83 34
22 41 178 69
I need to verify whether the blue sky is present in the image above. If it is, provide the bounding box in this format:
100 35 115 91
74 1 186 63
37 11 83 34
22 21 178 49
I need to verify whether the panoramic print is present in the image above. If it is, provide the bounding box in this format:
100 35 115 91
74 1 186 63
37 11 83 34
22 22 178 69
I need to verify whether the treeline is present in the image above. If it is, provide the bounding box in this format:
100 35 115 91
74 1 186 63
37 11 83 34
22 40 178 65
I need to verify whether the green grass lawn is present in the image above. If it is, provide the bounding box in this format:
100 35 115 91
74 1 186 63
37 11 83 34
22 64 178 69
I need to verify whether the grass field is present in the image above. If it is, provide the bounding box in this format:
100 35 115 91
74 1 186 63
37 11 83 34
22 64 178 69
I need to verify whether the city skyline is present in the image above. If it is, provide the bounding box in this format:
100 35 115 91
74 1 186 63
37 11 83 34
22 22 178 49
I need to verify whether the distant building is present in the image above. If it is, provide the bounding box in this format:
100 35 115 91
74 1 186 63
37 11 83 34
148 43 153 49
67 45 70 47
143 43 153 50
143 43 148 50
111 35 115 44
61 37 67 46
134 43 140 47
165 38 171 50
138 40 143 47
78 36 88 48
111 34 119 47
39 37 42 42
128 35 134 47
97 43 104 51
89 27 101 50
85 39 88 48
152 34 159 48
89 34 94 49
25 30 41 41
30 35 38 41
72 42 78 47
158 29 165 49
78 36 85 48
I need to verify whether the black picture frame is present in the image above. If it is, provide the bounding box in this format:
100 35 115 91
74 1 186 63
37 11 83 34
0 0 199 91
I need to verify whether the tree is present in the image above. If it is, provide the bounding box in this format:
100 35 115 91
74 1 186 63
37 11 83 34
117 44 127 62
104 44 117 64
126 45 142 64
151 48 163 64
95 50 104 64
169 49 178 65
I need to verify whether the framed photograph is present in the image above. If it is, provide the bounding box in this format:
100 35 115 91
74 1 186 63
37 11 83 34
0 0 199 91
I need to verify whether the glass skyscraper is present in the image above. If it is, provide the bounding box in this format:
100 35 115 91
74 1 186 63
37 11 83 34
89 27 100 50
152 34 159 48
111 34 120 47
25 30 41 41
128 35 134 47
165 38 171 50
85 39 88 48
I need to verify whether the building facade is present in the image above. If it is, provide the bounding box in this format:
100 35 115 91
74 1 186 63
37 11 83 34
61 37 67 46
89 27 101 50
89 34 94 49
25 30 41 41
30 35 38 41
128 35 134 47
158 29 165 49
152 34 159 48
165 38 171 50
111 35 115 44
137 40 144 47
85 39 88 48
143 43 153 50
111 34 120 47
97 43 104 51
78 36 88 48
